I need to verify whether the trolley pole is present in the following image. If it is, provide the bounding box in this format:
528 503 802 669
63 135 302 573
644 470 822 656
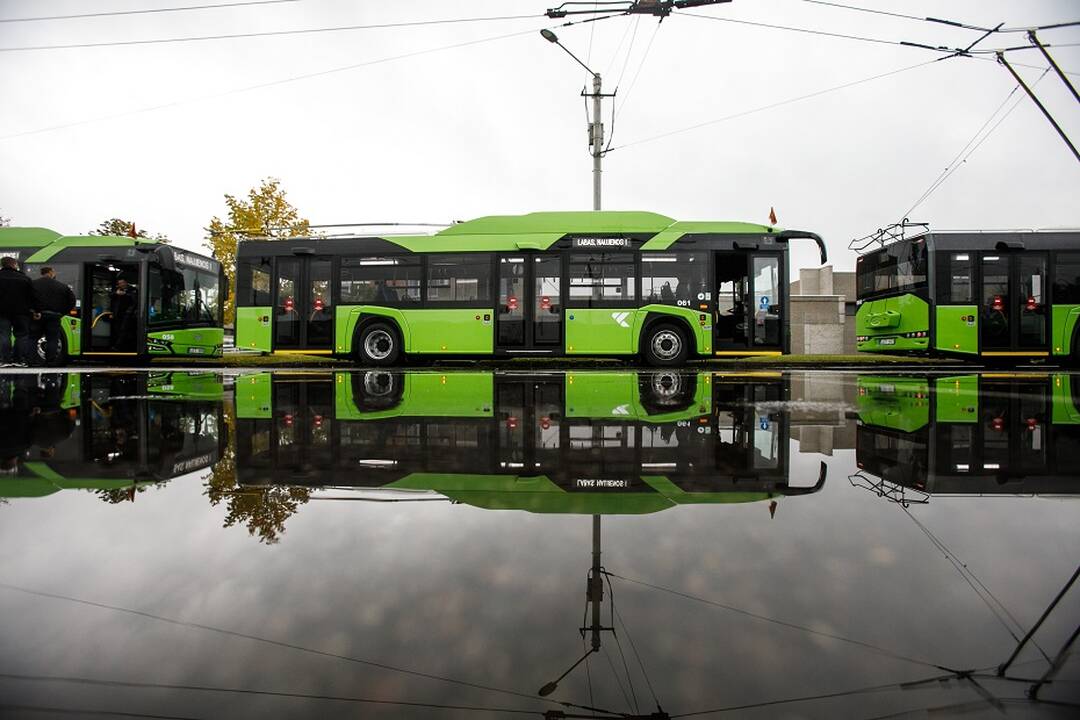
590 73 604 211
997 51 1080 163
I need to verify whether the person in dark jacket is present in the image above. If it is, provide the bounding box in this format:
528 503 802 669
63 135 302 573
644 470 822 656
110 278 138 351
0 256 38 365
33 267 77 366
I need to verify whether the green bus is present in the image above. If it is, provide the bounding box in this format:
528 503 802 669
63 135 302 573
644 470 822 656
854 373 1080 497
0 227 226 361
0 371 225 501
855 230 1080 361
234 211 826 365
234 370 826 515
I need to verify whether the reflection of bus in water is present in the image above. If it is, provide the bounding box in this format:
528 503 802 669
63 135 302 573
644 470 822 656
234 370 826 515
854 373 1080 495
0 372 225 499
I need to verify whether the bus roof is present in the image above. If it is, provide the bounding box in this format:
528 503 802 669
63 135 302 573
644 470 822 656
860 230 1080 257
0 226 64 247
238 211 784 254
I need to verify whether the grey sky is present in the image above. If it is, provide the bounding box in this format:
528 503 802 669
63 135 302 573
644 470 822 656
1 0 1077 276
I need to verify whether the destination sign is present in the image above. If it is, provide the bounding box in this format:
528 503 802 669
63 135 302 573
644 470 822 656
173 251 219 272
570 237 632 249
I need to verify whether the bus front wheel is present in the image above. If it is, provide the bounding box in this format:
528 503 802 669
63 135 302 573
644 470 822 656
642 323 689 367
356 323 401 366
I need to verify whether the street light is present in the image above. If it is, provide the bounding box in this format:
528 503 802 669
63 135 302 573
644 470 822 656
540 29 610 211
537 647 597 696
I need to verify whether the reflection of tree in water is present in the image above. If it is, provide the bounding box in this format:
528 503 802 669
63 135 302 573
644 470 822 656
95 483 164 505
203 402 309 544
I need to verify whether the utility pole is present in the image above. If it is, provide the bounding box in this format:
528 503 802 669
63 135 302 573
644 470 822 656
589 74 604 211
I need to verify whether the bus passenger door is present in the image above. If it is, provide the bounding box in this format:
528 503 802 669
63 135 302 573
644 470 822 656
980 252 1048 354
274 257 333 352
497 254 562 354
714 253 749 351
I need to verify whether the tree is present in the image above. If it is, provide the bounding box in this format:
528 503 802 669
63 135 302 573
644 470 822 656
91 218 169 242
204 178 311 325
0 212 10 227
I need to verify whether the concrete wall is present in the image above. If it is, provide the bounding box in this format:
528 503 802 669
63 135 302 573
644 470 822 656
789 266 857 355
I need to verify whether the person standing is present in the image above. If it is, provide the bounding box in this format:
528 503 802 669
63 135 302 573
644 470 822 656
33 266 76 366
110 277 138 351
0 256 37 366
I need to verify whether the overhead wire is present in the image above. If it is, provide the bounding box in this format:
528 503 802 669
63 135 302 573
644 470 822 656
0 24 545 141
0 0 298 24
607 58 941 153
0 705 200 720
614 18 660 118
901 68 1051 219
0 12 545 52
607 573 661 713
0 673 540 716
797 0 1080 34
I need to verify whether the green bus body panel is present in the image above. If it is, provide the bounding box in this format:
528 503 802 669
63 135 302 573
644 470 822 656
402 309 492 353
935 375 980 422
336 306 491 354
235 373 273 419
641 475 770 505
641 222 781 250
438 211 676 236
61 317 81 356
146 372 225 400
566 308 637 354
61 374 81 409
237 306 272 352
1052 374 1080 424
855 376 931 432
147 328 223 358
385 472 772 515
856 294 930 353
386 233 563 253
565 372 710 422
1051 305 1080 357
334 372 493 420
935 305 979 354
0 227 63 246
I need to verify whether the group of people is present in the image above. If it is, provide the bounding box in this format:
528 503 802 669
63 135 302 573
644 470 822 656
0 256 76 367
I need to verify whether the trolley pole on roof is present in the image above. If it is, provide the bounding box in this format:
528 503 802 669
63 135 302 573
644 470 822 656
541 28 614 211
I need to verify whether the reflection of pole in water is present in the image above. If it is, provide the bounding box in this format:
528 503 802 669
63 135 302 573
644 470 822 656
588 514 603 652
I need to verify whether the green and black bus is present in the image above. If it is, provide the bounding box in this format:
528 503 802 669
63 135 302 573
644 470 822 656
854 373 1080 498
234 211 826 365
855 230 1080 361
0 227 226 361
234 370 826 515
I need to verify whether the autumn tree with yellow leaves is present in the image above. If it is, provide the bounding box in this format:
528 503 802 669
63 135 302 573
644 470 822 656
204 178 311 325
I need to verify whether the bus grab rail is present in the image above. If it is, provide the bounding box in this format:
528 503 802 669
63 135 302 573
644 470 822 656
777 230 827 265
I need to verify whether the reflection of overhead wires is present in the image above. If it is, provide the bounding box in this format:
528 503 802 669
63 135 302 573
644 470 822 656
899 506 1048 661
607 58 941 153
0 673 540 716
0 582 549 706
0 0 297 24
0 12 544 52
604 571 955 672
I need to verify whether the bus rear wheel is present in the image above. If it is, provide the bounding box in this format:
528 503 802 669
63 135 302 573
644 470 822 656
642 323 688 367
356 323 401 366
35 332 68 367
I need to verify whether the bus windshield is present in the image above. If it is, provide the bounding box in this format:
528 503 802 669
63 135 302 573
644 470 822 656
856 239 928 299
148 265 221 325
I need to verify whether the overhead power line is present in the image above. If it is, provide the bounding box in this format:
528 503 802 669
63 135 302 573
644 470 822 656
607 58 941 153
0 25 544 141
680 10 902 47
798 0 1080 34
0 12 543 52
0 0 298 24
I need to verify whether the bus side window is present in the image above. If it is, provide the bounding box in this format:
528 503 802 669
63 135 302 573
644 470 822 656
238 258 272 306
641 252 707 308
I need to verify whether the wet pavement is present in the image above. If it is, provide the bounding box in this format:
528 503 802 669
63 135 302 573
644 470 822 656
0 369 1077 719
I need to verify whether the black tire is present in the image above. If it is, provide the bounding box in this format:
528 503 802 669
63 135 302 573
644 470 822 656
35 331 68 367
355 322 402 367
642 323 689 367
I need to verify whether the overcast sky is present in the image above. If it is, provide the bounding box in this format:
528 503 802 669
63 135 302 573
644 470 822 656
1 0 1077 276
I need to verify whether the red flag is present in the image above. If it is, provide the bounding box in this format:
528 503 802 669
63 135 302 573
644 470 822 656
768 207 777 226
128 223 138 238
